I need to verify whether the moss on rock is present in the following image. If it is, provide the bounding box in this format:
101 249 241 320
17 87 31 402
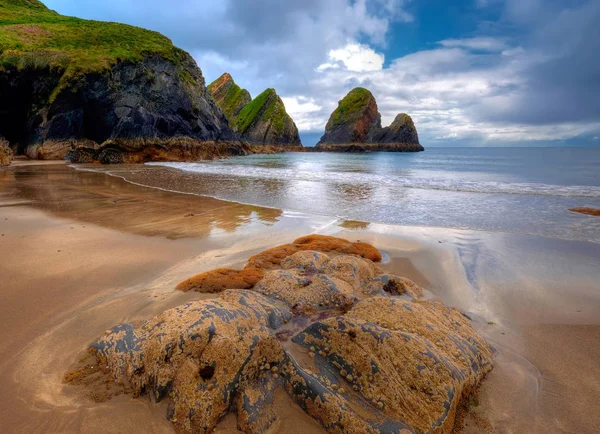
207 73 252 121
0 0 183 100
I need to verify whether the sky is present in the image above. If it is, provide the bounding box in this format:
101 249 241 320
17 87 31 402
42 0 600 147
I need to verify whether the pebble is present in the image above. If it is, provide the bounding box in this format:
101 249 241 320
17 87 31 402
346 374 353 382
338 388 345 394
271 366 278 373
377 401 384 409
340 369 348 377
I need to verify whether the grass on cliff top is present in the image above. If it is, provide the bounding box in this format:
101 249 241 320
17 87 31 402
234 88 287 134
208 73 252 121
328 87 374 128
0 0 184 98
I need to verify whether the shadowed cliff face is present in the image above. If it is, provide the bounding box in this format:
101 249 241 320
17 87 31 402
0 1 244 162
317 88 424 152
208 74 302 147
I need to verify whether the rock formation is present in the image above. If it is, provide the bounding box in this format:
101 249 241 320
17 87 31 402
208 74 302 147
0 137 12 166
207 73 252 121
0 0 246 163
317 88 424 152
68 235 492 433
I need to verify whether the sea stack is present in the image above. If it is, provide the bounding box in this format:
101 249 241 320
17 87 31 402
208 74 302 147
0 0 245 163
317 87 423 152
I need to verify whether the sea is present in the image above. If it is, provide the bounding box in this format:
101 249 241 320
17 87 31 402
88 147 600 243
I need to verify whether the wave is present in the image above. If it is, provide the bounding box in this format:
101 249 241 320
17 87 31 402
147 161 600 199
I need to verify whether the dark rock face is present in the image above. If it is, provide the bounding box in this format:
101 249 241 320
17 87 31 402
0 54 247 162
207 74 302 147
317 88 423 152
368 113 420 146
317 87 381 146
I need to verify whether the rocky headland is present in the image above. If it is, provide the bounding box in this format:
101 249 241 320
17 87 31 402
67 235 492 433
0 0 248 163
316 88 424 152
208 73 302 148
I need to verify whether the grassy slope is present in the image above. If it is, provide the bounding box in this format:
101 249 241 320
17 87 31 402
328 87 374 129
0 0 185 99
234 88 287 135
208 74 251 121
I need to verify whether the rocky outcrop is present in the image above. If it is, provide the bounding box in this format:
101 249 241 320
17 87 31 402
317 88 424 152
207 73 252 121
68 235 492 434
233 88 301 146
208 74 302 147
0 137 12 166
317 88 381 146
0 1 244 163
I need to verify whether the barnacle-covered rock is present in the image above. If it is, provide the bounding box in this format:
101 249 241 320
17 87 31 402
72 236 492 434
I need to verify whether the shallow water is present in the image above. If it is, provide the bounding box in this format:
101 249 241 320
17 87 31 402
86 147 600 242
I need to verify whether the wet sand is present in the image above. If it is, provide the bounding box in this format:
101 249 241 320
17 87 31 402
1 163 599 433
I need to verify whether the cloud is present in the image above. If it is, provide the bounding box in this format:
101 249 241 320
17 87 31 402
318 43 385 72
439 37 507 51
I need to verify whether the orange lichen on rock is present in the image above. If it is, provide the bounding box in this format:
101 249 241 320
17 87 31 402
176 267 264 293
246 234 382 270
293 235 382 262
569 207 600 216
247 244 302 269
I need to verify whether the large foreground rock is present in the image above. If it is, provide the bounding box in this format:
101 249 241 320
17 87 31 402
317 88 424 152
70 235 492 433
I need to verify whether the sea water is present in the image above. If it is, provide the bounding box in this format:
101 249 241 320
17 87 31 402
105 147 599 242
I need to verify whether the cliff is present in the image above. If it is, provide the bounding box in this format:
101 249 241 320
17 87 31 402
317 87 423 152
207 73 252 121
0 0 247 162
233 88 301 146
208 74 302 147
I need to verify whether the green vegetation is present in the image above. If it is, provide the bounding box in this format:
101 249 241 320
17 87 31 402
329 87 374 128
208 74 251 121
0 0 185 99
233 88 286 134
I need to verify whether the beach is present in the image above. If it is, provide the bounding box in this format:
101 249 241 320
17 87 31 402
1 162 599 433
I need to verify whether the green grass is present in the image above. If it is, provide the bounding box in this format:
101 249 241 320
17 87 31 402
0 0 184 100
328 87 374 128
234 88 286 134
208 74 251 121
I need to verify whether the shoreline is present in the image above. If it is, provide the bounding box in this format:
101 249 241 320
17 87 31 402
1 163 599 433
74 162 600 244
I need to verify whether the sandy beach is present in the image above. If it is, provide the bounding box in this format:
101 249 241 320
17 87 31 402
1 163 599 433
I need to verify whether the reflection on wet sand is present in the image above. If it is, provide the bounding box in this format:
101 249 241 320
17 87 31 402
6 165 282 239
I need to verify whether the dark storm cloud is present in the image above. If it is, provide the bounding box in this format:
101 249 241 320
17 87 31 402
477 0 600 126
